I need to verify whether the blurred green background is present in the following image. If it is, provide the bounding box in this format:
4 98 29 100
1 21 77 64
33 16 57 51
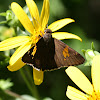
0 0 100 100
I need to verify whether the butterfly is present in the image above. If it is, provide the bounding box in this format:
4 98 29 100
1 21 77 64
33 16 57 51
22 29 85 71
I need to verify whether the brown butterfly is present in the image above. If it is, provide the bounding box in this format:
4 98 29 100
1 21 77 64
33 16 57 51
22 29 85 71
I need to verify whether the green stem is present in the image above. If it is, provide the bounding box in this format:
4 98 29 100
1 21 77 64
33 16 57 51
19 69 34 96
19 68 40 100
24 67 34 85
25 67 40 99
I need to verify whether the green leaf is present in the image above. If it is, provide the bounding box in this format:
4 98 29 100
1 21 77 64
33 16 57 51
0 21 7 24
82 49 86 56
83 43 100 66
6 10 14 21
84 61 90 66
0 12 6 16
0 79 13 90
91 42 95 51
94 51 100 55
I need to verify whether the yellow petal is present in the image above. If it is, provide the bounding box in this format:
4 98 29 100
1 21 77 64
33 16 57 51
7 57 25 71
52 32 82 41
0 36 30 51
92 55 100 92
66 86 89 100
48 18 75 32
65 67 93 95
40 0 49 30
9 42 32 65
26 0 40 30
33 68 44 85
11 2 34 34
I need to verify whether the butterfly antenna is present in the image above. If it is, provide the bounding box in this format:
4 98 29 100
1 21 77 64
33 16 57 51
33 17 49 36
32 17 43 36
33 17 42 27
46 24 48 28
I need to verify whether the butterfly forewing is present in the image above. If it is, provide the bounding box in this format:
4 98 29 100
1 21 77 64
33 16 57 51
22 37 58 71
22 46 35 64
54 39 85 68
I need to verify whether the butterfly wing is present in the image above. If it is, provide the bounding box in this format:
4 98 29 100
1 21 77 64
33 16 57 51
54 38 85 68
22 38 85 71
22 37 58 71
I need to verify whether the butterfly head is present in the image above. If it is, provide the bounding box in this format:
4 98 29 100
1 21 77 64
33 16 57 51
44 29 52 34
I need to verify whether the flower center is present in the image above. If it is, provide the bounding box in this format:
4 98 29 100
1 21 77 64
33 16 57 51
31 30 44 44
88 90 100 100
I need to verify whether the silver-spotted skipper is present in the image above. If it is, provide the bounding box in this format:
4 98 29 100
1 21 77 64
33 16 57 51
22 29 85 71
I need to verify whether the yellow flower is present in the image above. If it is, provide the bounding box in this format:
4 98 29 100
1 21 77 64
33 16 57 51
65 55 100 100
0 0 82 85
